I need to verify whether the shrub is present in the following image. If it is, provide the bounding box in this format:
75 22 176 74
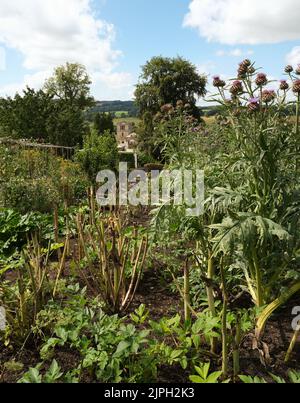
1 178 60 214
75 129 119 182
0 146 89 213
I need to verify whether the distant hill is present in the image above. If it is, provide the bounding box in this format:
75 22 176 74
86 101 221 122
87 101 139 119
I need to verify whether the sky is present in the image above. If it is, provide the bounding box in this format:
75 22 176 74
0 0 300 101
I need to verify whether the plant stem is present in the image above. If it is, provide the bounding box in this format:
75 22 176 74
296 93 300 171
183 259 191 322
285 326 300 363
233 316 241 381
207 253 217 353
252 249 264 307
220 257 228 378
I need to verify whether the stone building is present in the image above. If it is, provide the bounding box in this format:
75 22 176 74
116 121 137 151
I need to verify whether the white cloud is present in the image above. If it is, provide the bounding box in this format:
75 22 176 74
184 0 300 45
197 61 216 76
216 49 254 57
0 0 133 99
92 71 134 100
0 47 5 70
286 47 300 66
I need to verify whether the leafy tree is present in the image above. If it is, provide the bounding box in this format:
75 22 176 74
135 56 207 160
135 56 207 118
0 87 53 140
75 129 119 182
46 102 88 147
0 87 88 147
44 63 94 110
93 112 115 135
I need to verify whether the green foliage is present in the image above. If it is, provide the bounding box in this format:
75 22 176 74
148 313 221 371
239 371 300 383
31 287 157 383
189 362 224 384
0 63 94 147
75 129 118 181
0 87 53 140
130 304 149 325
135 56 207 160
0 209 51 258
0 147 89 213
18 360 63 384
135 56 207 117
0 236 69 342
153 103 206 164
46 102 88 147
119 151 136 169
44 63 94 110
239 375 267 384
93 112 115 135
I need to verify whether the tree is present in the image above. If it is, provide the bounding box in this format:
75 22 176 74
44 63 94 110
135 56 207 118
135 57 207 160
0 87 53 140
75 128 119 182
93 112 115 135
0 63 94 147
44 62 94 146
46 103 88 147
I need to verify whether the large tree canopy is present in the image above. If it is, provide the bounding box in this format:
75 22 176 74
134 56 207 161
0 63 94 147
44 63 94 110
93 112 115 136
134 56 207 118
0 87 53 141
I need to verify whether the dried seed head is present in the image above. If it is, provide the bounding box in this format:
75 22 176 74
261 89 276 103
248 97 260 112
237 59 252 78
213 76 226 88
154 112 162 121
237 66 247 79
241 59 252 68
160 104 174 113
230 80 243 95
255 73 268 87
279 80 289 91
293 80 300 94
285 65 293 74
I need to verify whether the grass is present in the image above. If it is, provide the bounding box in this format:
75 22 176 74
114 111 129 118
113 117 140 125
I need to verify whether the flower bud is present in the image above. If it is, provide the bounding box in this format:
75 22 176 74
293 80 300 94
255 73 268 87
161 104 174 113
248 98 260 112
241 59 251 68
230 80 243 95
285 65 293 74
261 89 276 103
279 80 289 91
176 100 184 108
213 76 226 88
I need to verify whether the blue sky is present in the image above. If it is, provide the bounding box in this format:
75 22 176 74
0 0 300 101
